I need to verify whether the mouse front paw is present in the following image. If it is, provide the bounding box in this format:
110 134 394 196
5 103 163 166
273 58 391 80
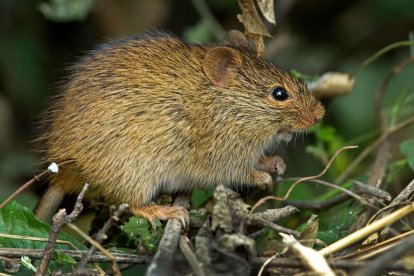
257 155 286 175
249 170 273 191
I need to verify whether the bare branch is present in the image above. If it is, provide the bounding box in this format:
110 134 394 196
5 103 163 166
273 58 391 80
145 195 190 276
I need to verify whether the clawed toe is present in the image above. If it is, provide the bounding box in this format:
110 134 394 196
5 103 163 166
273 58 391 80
250 170 273 191
131 205 189 229
258 155 286 175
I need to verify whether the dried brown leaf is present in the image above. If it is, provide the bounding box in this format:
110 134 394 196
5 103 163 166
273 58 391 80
299 215 319 248
237 0 270 36
237 0 273 56
308 72 355 99
250 33 266 56
257 0 276 25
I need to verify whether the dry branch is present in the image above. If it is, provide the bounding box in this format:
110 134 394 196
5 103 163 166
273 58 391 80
76 203 129 272
0 160 74 210
355 233 414 276
35 183 88 276
252 257 412 272
179 235 206 276
145 195 190 276
0 248 147 264
319 203 414 256
250 145 358 213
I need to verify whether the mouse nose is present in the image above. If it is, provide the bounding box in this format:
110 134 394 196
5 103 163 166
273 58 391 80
314 103 325 122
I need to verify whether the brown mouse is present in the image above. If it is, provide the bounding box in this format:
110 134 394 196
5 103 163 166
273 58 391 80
34 31 325 224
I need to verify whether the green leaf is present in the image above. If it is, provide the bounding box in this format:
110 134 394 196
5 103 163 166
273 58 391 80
317 230 341 245
53 251 77 265
183 20 214 43
191 188 213 209
255 229 274 255
318 203 363 245
0 200 85 250
400 139 414 171
121 217 163 253
298 215 319 247
38 0 94 22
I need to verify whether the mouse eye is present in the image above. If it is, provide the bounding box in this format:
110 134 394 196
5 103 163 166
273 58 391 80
270 86 289 101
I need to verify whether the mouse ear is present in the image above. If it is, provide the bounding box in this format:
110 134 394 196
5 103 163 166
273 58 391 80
228 30 252 49
203 47 242 88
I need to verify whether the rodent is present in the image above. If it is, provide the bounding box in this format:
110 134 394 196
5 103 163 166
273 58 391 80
34 31 325 224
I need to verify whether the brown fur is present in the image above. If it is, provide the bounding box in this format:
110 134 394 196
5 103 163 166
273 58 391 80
35 32 324 221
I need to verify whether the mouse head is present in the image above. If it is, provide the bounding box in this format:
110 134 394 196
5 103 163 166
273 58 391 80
202 45 325 134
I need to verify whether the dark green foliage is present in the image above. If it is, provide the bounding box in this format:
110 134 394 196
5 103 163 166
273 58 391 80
400 139 414 171
121 217 163 253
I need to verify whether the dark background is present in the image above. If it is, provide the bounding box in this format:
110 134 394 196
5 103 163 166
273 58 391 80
1 0 414 209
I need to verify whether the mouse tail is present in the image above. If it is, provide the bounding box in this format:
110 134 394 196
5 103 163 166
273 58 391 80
35 185 65 222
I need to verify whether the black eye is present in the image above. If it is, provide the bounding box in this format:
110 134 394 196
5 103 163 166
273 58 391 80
271 87 289 101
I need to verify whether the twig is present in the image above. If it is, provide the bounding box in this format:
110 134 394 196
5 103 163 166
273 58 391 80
75 204 129 272
280 233 335 276
0 248 147 263
0 160 74 210
336 115 414 184
318 203 414 256
257 254 278 276
375 56 414 128
367 178 414 238
355 234 414 276
250 146 358 214
352 180 391 201
283 193 350 210
0 233 77 250
283 179 389 211
145 195 190 276
252 206 299 222
195 220 212 268
337 229 414 260
236 211 299 237
252 257 412 271
36 209 66 275
346 58 414 235
66 223 121 275
388 177 414 207
35 183 88 276
179 235 206 276
350 41 414 77
190 0 226 40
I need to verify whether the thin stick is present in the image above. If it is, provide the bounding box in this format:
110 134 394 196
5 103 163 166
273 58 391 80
0 248 147 264
35 209 66 276
350 41 414 77
76 203 129 272
66 223 120 276
236 211 299 237
0 233 77 250
0 160 74 210
179 235 206 276
375 56 414 129
280 233 335 276
318 203 414 256
35 182 88 276
252 257 411 271
250 145 358 214
145 195 190 276
336 115 414 184
355 234 414 276
350 229 414 260
257 254 278 276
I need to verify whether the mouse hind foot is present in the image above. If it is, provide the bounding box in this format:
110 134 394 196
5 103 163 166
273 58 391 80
131 204 189 228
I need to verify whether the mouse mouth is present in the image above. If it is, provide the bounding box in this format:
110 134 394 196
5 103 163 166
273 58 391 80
276 129 293 142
